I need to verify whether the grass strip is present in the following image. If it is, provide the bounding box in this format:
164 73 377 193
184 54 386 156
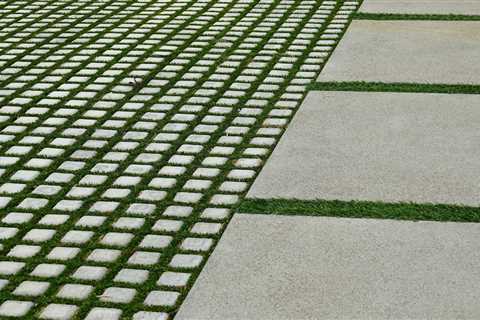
239 198 480 222
308 81 480 94
354 12 480 21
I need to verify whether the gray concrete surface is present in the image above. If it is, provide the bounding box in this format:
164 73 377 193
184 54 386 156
359 0 480 15
247 91 480 205
317 20 480 84
177 213 480 320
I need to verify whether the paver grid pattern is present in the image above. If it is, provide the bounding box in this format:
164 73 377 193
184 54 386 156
0 0 358 318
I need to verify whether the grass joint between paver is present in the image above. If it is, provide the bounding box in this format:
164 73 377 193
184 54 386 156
239 198 480 222
354 12 480 21
309 81 480 94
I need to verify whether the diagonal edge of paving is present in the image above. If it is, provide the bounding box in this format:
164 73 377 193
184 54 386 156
246 90 480 206
177 3 480 320
358 0 480 15
316 19 480 84
176 213 480 320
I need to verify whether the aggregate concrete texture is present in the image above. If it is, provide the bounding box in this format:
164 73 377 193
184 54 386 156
247 91 480 205
177 213 480 320
317 20 480 84
359 0 480 15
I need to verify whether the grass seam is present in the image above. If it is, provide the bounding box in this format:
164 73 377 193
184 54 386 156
239 198 480 223
308 81 480 94
354 12 480 21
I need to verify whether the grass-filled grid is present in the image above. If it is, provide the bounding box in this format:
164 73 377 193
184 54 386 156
0 0 359 318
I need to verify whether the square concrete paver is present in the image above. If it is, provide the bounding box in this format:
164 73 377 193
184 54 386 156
177 214 480 320
247 91 480 205
359 0 480 15
317 20 480 84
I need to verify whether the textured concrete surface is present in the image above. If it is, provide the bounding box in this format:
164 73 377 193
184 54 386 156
317 20 480 84
359 0 480 15
247 91 480 205
177 213 480 320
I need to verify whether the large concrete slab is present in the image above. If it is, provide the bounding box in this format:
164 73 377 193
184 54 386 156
317 20 480 84
247 91 480 205
359 0 480 15
177 213 480 320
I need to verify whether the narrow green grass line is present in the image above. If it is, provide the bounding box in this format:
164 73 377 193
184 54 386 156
239 198 480 222
354 12 480 21
308 81 480 94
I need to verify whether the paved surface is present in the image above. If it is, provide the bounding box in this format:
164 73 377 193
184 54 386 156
359 0 480 15
0 0 359 318
317 20 480 84
2 0 478 318
177 213 480 320
248 91 480 205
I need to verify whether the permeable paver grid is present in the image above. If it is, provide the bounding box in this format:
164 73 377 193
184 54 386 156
0 0 358 318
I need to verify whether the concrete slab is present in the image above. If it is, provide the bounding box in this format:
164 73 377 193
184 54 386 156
359 0 480 15
177 213 480 320
247 91 480 205
317 20 480 84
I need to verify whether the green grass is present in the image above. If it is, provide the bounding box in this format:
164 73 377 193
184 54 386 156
354 12 480 21
308 81 480 94
239 198 480 222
